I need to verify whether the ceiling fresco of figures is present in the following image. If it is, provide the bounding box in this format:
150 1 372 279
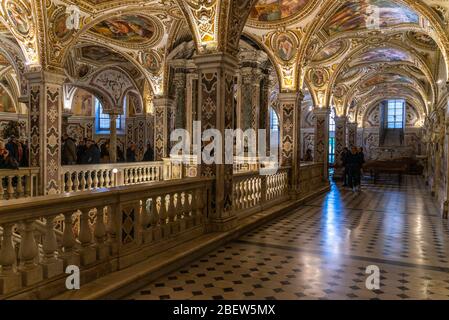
250 0 312 22
325 0 419 34
90 15 156 44
360 73 413 90
352 47 412 65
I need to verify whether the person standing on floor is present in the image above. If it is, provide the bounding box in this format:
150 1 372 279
347 146 363 193
341 147 349 187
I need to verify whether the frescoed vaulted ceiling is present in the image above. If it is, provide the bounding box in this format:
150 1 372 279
0 0 449 123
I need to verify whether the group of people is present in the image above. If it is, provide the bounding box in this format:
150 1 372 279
340 146 365 192
0 136 29 169
61 134 154 165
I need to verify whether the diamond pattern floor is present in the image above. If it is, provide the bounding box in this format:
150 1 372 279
127 175 449 300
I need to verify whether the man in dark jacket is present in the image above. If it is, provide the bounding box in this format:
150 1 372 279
126 142 137 162
76 138 87 164
143 143 154 161
341 147 349 187
83 140 101 164
347 146 363 193
5 136 22 165
62 134 77 165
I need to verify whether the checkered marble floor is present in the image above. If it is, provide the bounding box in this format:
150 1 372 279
127 175 449 300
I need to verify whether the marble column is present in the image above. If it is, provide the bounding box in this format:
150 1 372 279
194 53 237 231
172 66 187 131
314 108 330 180
109 114 118 163
240 68 262 131
26 71 65 195
347 122 358 148
153 98 175 160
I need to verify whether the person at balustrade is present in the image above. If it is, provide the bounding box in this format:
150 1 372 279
117 145 125 162
0 140 10 169
127 142 137 162
20 138 29 167
5 135 22 166
143 142 154 161
0 140 18 169
62 133 77 165
76 138 87 164
83 139 101 164
100 140 111 163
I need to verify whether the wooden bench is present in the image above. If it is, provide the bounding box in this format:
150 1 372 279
363 161 408 185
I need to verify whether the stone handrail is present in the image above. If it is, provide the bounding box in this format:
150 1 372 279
232 167 290 217
0 167 40 200
0 177 212 297
60 161 164 193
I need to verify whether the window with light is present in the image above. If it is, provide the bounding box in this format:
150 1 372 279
95 97 126 134
387 99 405 129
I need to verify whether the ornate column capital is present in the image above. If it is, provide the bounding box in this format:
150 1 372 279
193 52 238 73
24 70 66 86
153 97 176 110
313 107 330 117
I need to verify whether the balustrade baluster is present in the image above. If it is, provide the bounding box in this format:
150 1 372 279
124 169 129 184
42 215 63 278
98 169 104 188
137 168 142 183
0 176 5 199
61 212 79 267
7 176 14 199
104 170 110 187
16 175 24 197
94 206 109 260
80 172 86 191
159 195 169 237
78 209 96 265
73 172 80 192
0 223 21 294
87 170 93 190
19 220 43 286
168 193 178 234
66 172 73 192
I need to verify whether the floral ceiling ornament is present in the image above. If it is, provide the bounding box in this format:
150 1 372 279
182 0 218 52
0 0 39 65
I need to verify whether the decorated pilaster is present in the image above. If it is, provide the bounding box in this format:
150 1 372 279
347 122 358 148
279 91 304 194
108 113 119 163
26 71 65 195
194 53 237 231
153 97 175 160
314 108 330 180
334 116 347 172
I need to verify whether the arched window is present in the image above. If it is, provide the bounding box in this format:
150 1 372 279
269 107 280 151
329 108 336 164
94 97 126 134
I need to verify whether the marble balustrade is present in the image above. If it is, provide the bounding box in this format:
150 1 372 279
0 177 212 297
233 167 290 218
0 168 40 200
